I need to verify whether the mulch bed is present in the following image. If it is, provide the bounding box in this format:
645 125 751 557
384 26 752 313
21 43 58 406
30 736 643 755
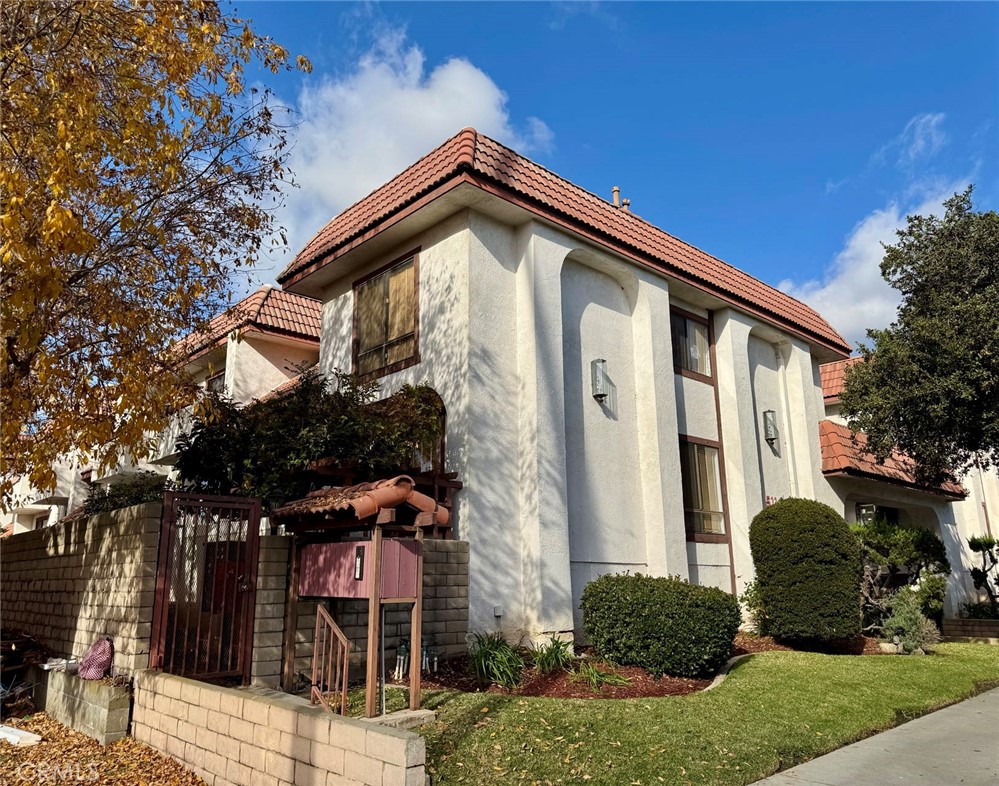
399 655 711 699
397 634 884 702
733 632 883 656
0 713 204 786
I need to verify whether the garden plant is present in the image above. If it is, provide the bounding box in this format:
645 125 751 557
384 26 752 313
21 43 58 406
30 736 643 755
749 498 862 642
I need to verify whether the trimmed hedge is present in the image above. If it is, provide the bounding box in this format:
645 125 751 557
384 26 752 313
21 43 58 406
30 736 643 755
580 573 740 678
749 498 862 642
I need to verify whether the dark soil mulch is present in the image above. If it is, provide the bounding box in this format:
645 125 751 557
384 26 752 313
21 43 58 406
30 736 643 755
398 655 710 699
733 632 883 656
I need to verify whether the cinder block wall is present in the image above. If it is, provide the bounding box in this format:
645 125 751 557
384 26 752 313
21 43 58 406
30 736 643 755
0 502 160 675
132 669 426 786
32 667 132 745
292 539 470 682
252 535 291 687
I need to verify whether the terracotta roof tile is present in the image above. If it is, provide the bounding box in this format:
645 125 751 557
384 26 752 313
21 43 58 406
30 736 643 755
173 286 321 360
280 128 849 355
272 475 449 526
818 420 965 498
819 357 864 401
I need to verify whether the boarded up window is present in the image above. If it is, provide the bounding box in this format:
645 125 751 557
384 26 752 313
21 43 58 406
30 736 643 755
355 256 418 376
679 440 725 535
670 312 711 377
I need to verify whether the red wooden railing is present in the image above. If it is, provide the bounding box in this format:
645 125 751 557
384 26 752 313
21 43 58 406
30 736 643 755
312 605 351 715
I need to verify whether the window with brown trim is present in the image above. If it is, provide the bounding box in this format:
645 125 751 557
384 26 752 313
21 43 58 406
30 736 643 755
206 369 226 395
354 254 419 378
671 311 711 378
679 439 725 536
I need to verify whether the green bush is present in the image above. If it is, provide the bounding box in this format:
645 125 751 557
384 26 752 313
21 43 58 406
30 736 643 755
738 580 770 636
883 590 941 653
468 631 525 689
82 471 167 516
963 601 999 620
530 636 575 675
749 498 862 642
580 573 740 678
852 518 950 632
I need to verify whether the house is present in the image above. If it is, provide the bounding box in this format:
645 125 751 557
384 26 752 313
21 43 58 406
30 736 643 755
277 127 859 641
815 357 998 615
0 285 322 530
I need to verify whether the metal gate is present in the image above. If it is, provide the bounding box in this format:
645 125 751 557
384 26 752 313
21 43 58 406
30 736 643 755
150 492 261 683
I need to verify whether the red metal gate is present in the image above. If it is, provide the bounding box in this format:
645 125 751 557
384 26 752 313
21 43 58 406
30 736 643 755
150 492 261 683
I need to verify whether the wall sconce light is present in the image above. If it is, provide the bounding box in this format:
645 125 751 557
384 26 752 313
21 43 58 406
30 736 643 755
591 358 608 402
763 410 779 446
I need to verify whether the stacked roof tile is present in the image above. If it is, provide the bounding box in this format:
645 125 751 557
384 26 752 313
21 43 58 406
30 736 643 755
818 420 965 498
281 128 850 355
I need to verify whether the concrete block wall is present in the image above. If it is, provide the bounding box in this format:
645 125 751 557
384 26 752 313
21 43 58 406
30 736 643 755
0 502 161 675
293 540 469 682
252 535 291 687
132 669 426 786
942 618 999 640
32 667 132 744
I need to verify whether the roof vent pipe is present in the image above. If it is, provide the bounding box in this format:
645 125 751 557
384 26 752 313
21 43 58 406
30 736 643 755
621 198 631 213
611 186 620 207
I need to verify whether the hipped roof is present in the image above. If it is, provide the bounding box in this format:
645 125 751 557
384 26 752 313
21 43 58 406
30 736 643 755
280 128 850 356
819 420 965 499
173 286 321 362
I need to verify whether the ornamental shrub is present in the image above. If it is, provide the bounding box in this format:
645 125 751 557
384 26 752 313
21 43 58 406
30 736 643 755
749 498 862 642
883 589 941 653
580 573 740 678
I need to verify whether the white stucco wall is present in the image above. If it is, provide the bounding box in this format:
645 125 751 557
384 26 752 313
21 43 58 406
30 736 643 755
227 334 318 404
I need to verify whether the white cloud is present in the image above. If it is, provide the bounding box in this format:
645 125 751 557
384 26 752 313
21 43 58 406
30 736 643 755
872 112 947 169
263 27 552 275
780 182 967 349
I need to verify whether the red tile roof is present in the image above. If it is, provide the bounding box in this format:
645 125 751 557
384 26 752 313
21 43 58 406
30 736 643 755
280 128 850 356
174 286 321 361
818 420 965 499
819 357 864 402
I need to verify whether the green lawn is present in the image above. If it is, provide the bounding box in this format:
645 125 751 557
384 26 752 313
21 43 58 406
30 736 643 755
419 643 999 785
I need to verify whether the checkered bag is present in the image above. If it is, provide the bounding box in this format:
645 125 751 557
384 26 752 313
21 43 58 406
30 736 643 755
78 636 113 680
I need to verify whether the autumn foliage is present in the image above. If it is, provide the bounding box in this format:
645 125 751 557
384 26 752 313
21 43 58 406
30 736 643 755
0 1 310 502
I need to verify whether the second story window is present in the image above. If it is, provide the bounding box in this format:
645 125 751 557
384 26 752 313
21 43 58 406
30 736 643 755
206 369 226 395
671 310 711 378
354 253 419 378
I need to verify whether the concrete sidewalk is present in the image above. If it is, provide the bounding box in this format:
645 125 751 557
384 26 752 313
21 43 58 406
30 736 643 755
751 687 999 785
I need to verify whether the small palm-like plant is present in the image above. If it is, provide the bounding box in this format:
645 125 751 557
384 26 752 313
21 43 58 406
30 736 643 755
531 636 575 675
468 631 525 689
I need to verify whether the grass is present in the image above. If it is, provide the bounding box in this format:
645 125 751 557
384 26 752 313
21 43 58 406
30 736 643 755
420 643 999 785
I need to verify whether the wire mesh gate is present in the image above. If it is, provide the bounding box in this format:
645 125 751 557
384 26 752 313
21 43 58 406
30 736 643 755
150 492 262 683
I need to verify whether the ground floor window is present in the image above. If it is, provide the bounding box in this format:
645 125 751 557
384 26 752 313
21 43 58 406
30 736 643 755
679 439 725 537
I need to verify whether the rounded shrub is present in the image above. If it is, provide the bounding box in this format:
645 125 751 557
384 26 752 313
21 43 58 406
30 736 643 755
749 498 862 642
580 573 740 678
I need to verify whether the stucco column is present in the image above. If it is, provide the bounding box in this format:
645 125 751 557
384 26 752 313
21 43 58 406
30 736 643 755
776 338 821 500
631 270 689 580
515 225 575 636
713 309 761 595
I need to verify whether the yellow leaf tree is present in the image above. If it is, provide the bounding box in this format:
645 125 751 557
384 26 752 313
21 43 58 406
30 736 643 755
0 1 310 502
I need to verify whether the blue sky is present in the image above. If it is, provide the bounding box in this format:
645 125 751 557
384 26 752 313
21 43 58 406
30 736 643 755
239 1 998 348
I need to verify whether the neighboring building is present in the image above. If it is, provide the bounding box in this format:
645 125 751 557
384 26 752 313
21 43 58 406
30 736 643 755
816 357 998 615
277 128 856 640
1 285 322 530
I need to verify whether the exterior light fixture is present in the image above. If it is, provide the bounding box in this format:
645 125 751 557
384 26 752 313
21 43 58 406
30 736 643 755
763 410 779 446
591 358 608 402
